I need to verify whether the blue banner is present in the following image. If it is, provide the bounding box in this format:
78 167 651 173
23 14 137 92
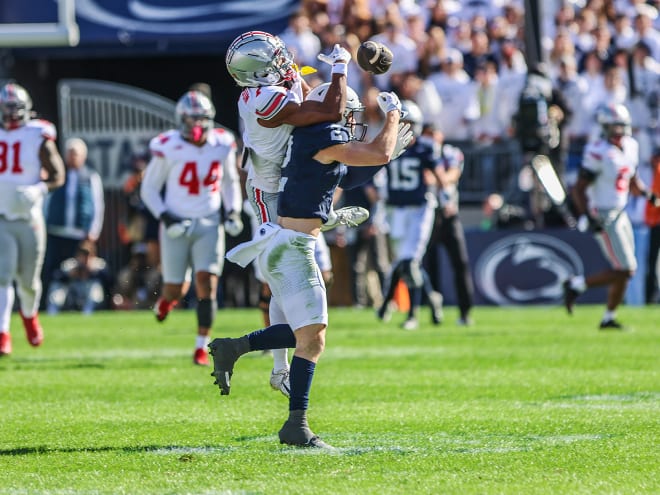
431 229 610 306
5 0 300 56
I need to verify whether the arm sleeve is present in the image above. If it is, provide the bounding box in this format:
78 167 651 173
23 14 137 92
88 172 105 241
139 156 169 219
340 165 387 190
221 145 242 215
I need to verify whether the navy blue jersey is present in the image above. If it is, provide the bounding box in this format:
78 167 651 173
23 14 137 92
278 123 350 222
385 139 439 206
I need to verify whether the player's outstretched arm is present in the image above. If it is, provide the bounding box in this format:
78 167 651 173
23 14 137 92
260 44 350 129
316 92 404 167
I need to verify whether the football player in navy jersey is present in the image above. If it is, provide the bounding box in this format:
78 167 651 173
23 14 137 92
377 100 444 330
208 84 412 449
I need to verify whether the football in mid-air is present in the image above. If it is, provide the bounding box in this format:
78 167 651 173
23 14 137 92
357 41 393 75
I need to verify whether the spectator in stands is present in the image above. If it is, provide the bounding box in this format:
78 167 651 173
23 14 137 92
42 137 105 309
419 26 448 78
427 48 479 141
368 14 418 90
633 4 660 61
556 55 591 187
46 240 110 315
627 41 660 169
463 28 498 79
548 29 577 81
473 59 503 193
613 12 637 51
573 8 598 57
278 10 322 68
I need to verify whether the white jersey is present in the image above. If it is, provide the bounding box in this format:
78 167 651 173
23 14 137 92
141 128 241 219
0 119 56 220
238 80 303 193
582 136 639 210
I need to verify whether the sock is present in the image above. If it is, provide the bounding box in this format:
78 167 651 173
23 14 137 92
570 275 586 292
286 408 309 427
0 285 14 331
272 348 290 371
603 310 616 322
381 262 404 311
408 287 422 318
289 356 315 411
247 323 295 350
18 281 40 318
195 335 210 349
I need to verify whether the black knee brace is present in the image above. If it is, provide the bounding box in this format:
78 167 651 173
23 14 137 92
196 298 217 328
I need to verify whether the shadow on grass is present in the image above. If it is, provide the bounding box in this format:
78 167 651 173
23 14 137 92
0 444 234 456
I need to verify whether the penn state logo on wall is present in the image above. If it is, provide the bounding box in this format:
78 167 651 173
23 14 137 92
474 234 584 305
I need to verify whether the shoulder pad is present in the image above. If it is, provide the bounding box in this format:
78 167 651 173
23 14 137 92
253 85 292 120
27 119 57 140
149 130 178 157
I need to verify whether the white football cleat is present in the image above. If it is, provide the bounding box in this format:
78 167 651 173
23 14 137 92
270 368 291 398
320 206 370 232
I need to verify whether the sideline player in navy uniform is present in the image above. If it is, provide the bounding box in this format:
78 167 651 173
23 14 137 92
376 100 444 330
208 84 412 449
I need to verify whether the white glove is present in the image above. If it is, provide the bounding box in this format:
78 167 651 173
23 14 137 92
317 44 351 66
16 182 48 208
377 91 402 115
224 211 244 237
391 122 414 159
166 220 192 239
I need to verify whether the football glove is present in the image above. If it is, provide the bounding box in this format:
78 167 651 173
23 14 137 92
577 214 603 233
16 182 48 207
161 211 192 239
645 191 660 207
224 211 244 237
392 122 414 160
377 91 402 115
317 44 351 66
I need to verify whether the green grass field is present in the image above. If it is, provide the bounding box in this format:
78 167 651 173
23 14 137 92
0 305 658 495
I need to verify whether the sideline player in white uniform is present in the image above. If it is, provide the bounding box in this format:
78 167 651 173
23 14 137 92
225 31 368 395
140 90 242 365
563 103 660 329
209 85 412 449
0 83 65 356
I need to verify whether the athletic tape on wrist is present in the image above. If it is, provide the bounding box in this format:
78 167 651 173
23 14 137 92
331 63 348 75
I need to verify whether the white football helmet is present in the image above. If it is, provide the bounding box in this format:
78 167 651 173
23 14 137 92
596 102 631 139
0 83 32 130
306 83 367 141
225 31 296 88
176 90 215 144
400 100 423 136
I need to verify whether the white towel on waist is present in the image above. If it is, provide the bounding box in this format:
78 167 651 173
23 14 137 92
226 222 281 267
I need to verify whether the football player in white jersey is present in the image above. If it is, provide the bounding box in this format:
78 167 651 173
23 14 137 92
140 90 243 365
0 83 65 356
226 31 368 395
563 103 660 329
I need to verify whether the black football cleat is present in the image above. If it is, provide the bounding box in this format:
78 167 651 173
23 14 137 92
563 280 579 315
